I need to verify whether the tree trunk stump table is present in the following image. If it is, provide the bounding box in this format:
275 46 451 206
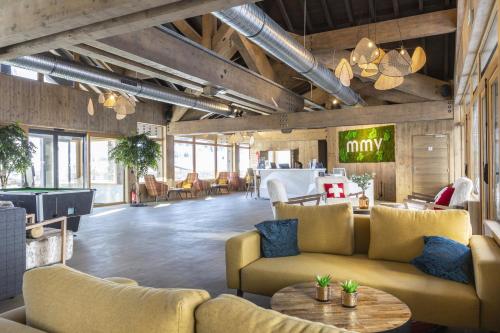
271 282 411 333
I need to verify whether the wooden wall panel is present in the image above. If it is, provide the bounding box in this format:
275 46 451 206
0 74 166 135
395 119 455 202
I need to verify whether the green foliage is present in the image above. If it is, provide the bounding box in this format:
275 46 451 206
341 280 359 294
350 173 372 192
0 123 36 188
338 125 395 163
315 274 332 288
109 133 161 184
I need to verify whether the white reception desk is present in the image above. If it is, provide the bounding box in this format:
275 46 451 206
256 168 326 199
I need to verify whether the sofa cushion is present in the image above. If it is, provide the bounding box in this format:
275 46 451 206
369 206 471 263
195 294 351 333
241 253 479 328
23 265 210 333
411 236 472 283
275 203 354 255
255 219 300 258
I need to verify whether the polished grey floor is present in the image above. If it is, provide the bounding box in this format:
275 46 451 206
0 193 272 312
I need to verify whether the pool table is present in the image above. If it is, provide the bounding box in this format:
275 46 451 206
0 188 95 232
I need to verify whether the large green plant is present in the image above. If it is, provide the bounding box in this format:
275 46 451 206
109 133 161 203
0 123 36 188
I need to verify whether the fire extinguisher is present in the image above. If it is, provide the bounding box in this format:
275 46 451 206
131 190 137 204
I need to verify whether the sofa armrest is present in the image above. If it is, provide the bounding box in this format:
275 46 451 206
470 235 500 331
0 307 26 324
225 231 262 290
0 318 46 333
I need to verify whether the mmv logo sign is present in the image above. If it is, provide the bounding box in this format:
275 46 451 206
338 125 395 163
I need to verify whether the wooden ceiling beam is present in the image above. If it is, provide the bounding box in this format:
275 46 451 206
172 20 202 44
277 0 295 32
320 0 334 28
88 27 303 112
167 100 453 135
231 34 275 81
302 9 457 51
201 15 217 49
343 0 354 25
0 0 256 61
212 24 238 60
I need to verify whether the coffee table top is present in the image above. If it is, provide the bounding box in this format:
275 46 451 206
271 282 411 333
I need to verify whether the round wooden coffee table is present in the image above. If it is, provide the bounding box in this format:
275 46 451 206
271 282 411 332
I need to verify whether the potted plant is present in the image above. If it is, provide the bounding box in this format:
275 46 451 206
350 173 373 209
315 274 332 302
0 123 36 189
109 133 161 206
340 280 359 308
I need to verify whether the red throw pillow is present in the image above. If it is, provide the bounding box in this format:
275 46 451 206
434 186 455 207
324 183 346 198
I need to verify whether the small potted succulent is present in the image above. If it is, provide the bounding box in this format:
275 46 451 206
315 274 332 302
340 280 359 308
350 173 373 209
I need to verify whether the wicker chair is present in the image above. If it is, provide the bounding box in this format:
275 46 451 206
228 172 243 191
144 175 168 202
176 173 203 197
213 172 230 193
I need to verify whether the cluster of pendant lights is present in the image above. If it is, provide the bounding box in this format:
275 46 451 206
334 36 427 90
87 93 136 120
228 132 255 146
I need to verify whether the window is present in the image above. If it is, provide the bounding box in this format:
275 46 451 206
195 144 215 179
90 137 125 204
480 15 498 74
239 144 250 177
217 145 232 173
28 133 54 187
472 100 480 194
10 66 38 81
138 123 165 181
174 141 194 181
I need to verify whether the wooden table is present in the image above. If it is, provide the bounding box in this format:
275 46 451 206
271 282 411 333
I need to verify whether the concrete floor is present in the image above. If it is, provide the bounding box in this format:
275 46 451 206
0 193 272 313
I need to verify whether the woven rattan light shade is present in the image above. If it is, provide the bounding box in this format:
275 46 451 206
379 49 412 77
374 74 404 90
411 46 427 73
352 37 379 65
335 58 354 87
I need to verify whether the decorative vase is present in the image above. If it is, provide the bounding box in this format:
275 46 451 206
358 192 369 209
315 285 331 302
341 291 358 308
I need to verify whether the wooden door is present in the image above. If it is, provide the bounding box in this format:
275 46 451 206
412 135 450 196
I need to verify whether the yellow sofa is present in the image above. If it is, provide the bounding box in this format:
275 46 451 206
0 265 351 333
226 205 500 331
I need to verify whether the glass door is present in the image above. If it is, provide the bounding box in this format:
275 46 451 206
27 133 54 187
28 130 86 189
58 135 85 188
89 136 125 205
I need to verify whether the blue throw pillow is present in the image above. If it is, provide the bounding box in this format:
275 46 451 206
411 236 472 284
255 219 300 258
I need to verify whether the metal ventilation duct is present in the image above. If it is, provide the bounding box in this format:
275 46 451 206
5 55 234 117
213 4 364 106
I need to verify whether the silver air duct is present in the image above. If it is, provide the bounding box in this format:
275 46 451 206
213 4 364 106
6 55 234 117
